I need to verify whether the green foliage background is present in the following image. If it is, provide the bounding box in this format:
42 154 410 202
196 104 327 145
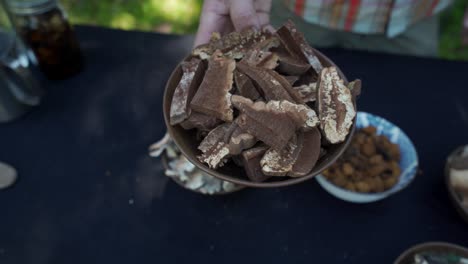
440 0 468 60
3 0 468 60
61 0 203 33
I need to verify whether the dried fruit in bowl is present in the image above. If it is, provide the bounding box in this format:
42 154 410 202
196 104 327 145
323 126 402 193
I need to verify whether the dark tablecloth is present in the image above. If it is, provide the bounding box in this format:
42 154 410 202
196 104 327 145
0 26 467 264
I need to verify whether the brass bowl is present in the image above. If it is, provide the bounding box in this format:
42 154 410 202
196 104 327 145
394 242 468 264
163 49 356 188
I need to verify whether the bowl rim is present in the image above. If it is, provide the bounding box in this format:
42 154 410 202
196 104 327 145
393 242 468 264
163 48 356 188
316 111 419 200
444 145 468 224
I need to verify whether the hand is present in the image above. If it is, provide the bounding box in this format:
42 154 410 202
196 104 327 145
194 0 273 47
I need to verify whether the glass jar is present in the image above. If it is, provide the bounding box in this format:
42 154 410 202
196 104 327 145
4 0 83 80
0 3 42 122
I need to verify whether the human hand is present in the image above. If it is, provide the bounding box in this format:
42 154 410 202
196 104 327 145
194 0 273 47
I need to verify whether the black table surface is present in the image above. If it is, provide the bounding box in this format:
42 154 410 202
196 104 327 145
1 26 468 264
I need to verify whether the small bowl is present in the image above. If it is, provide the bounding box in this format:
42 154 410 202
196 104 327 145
394 242 468 264
163 49 356 188
315 112 419 203
445 145 468 224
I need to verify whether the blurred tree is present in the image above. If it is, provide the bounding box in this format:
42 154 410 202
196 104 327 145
59 0 468 60
61 0 202 34
440 0 468 60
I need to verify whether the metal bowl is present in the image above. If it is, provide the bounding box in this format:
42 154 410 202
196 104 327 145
445 145 468 224
163 49 356 188
394 242 468 264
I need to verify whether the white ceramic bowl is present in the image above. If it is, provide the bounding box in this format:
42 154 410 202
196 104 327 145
316 112 419 203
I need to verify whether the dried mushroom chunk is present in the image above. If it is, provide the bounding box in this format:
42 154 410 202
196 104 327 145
237 61 294 102
198 121 256 169
170 58 206 125
276 20 323 74
228 126 257 155
317 67 356 144
266 69 304 103
256 52 279 69
288 128 321 177
252 33 281 51
295 68 318 87
193 28 279 60
284 75 300 86
240 146 269 182
232 96 296 150
264 99 319 130
243 49 279 70
348 79 362 98
233 95 318 134
180 111 222 131
293 82 317 102
235 112 295 151
276 53 311 75
198 123 232 169
232 95 317 149
234 71 261 100
261 133 303 176
190 50 235 122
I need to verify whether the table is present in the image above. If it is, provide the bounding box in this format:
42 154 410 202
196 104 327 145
0 26 467 264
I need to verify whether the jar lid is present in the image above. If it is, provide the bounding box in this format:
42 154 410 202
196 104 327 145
4 0 57 15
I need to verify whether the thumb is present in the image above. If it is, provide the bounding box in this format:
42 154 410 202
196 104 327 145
229 0 261 32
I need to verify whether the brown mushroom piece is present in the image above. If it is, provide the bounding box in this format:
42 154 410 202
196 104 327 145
227 125 257 155
261 133 303 176
198 121 256 169
243 49 279 70
284 75 300 86
231 95 296 150
232 95 319 148
276 20 323 74
276 53 311 76
240 146 269 182
193 28 279 60
256 52 279 70
348 79 362 98
316 67 356 144
180 111 222 132
236 61 295 102
234 71 261 101
169 57 205 125
288 127 321 177
190 50 235 122
198 123 233 169
265 99 319 130
293 82 317 103
265 69 304 103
